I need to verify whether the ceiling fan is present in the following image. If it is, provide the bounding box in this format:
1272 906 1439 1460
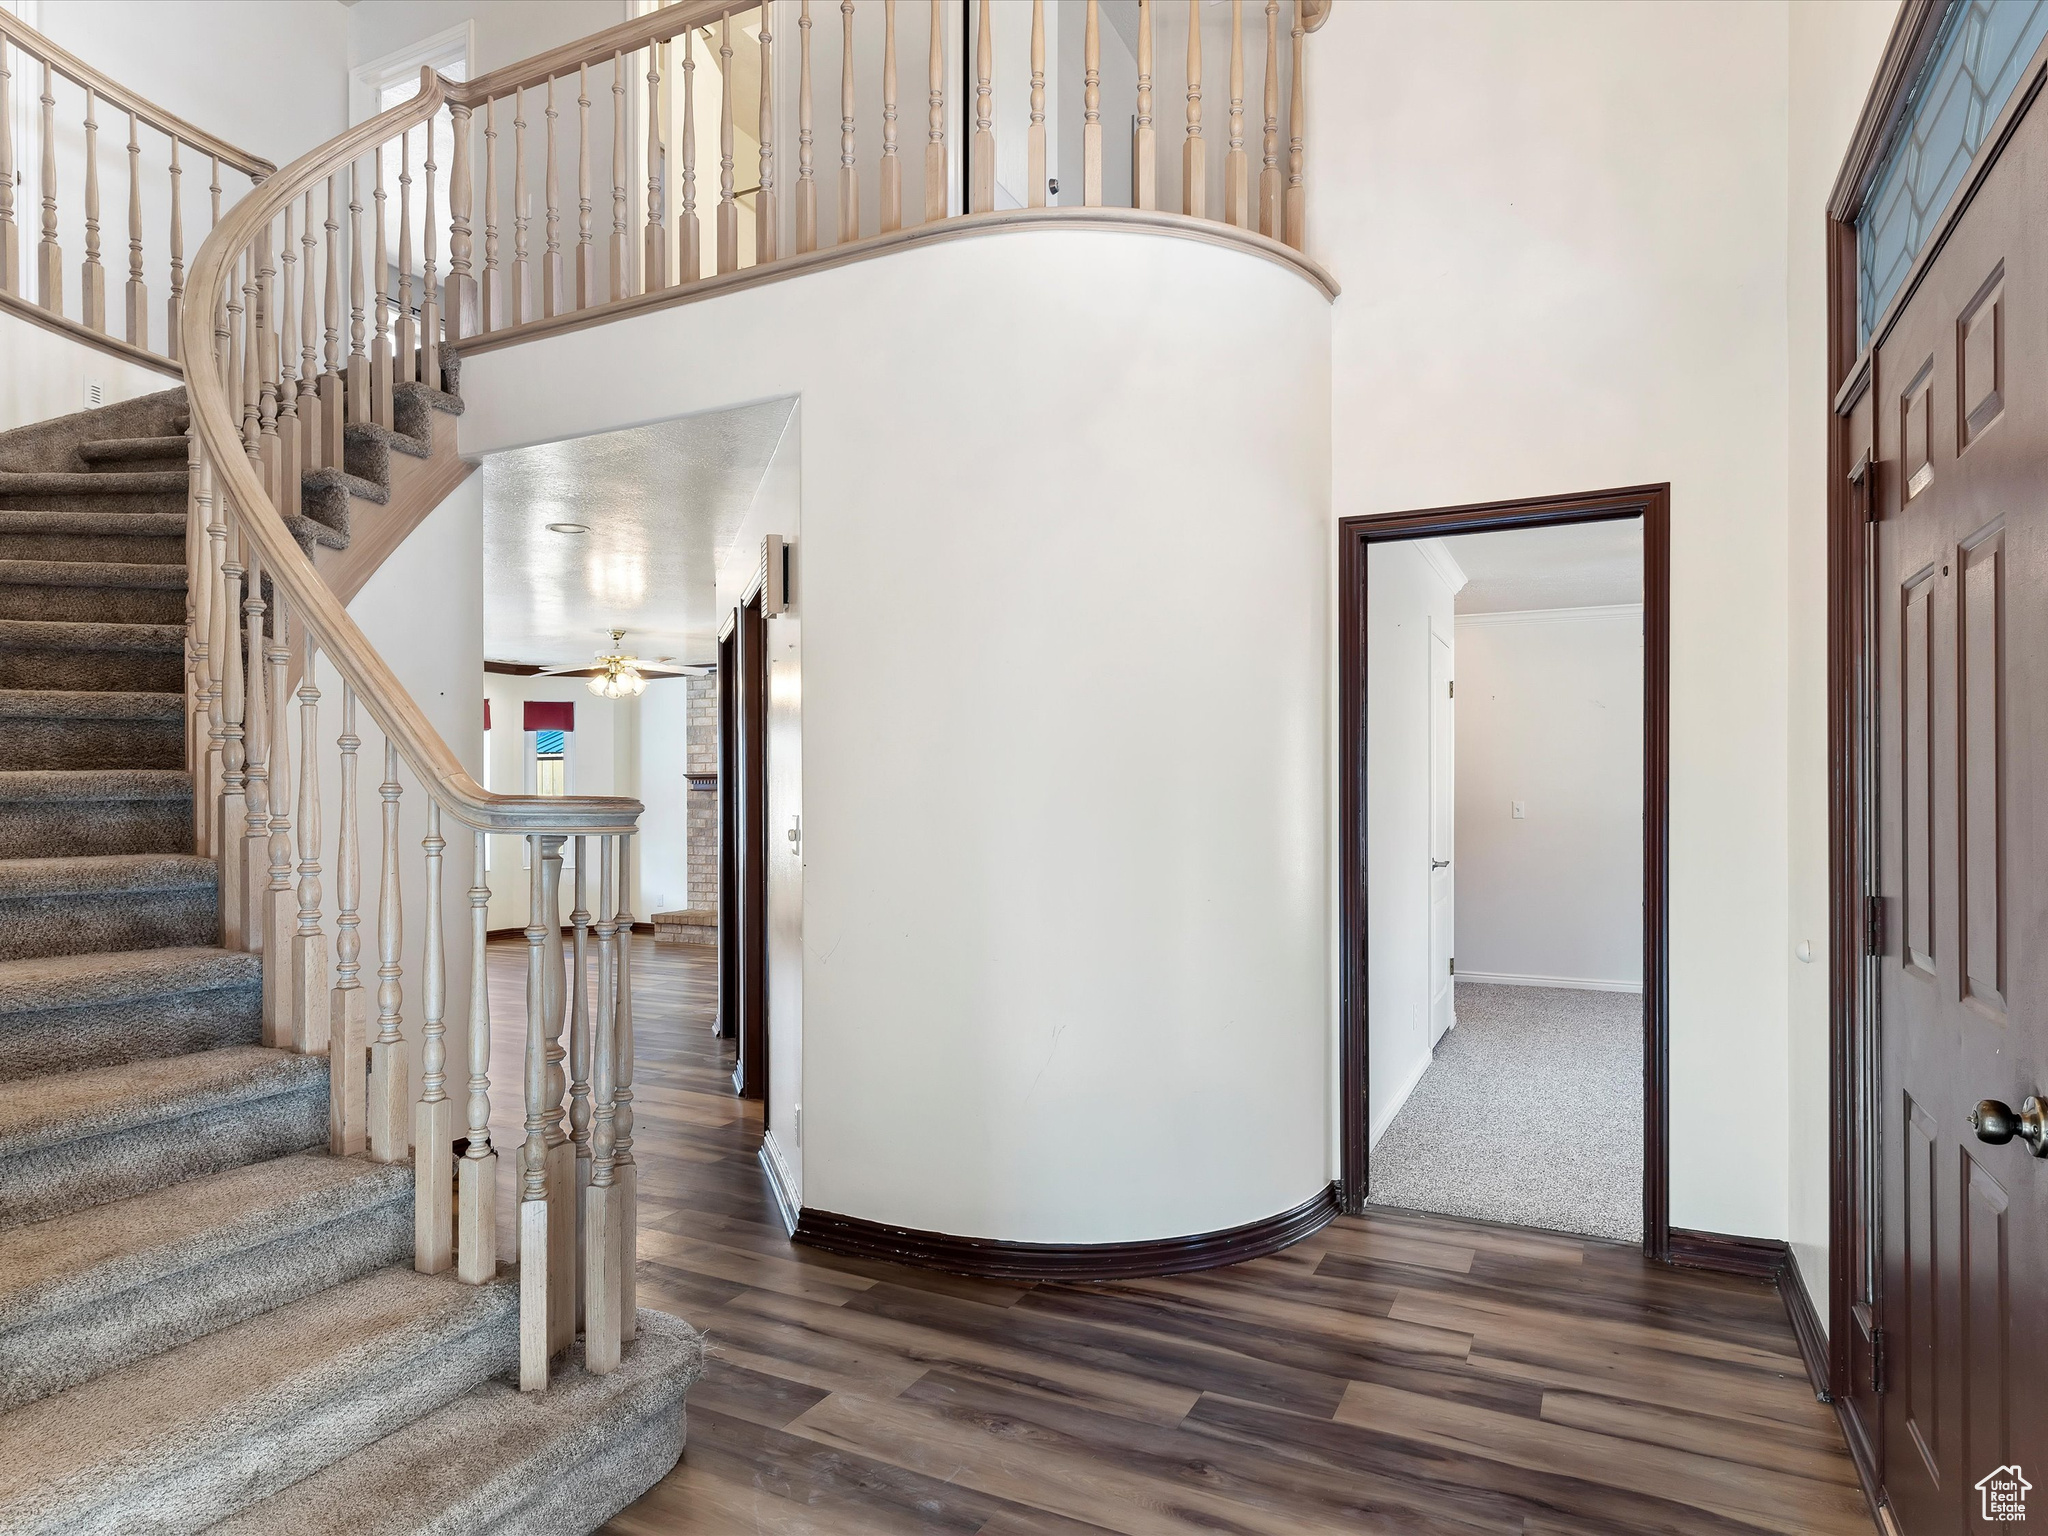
530 630 707 697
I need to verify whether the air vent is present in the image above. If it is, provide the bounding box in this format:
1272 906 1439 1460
86 380 105 408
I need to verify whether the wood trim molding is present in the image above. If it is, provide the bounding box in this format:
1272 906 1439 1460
1667 1226 1788 1281
0 289 184 379
793 1183 1340 1281
1827 0 1949 222
1778 1253 1833 1405
758 1141 800 1236
455 206 1338 363
1337 486 1672 1260
313 411 477 606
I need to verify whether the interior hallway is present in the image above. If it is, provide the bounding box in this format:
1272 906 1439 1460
486 942 1863 1535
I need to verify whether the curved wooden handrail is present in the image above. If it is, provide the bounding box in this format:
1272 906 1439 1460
179 68 640 836
445 0 742 110
0 12 274 177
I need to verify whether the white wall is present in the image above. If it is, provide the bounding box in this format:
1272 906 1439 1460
1786 0 1897 1321
635 678 691 915
1314 0 1797 1241
1453 607 1643 990
0 308 171 432
1365 541 1455 1147
460 224 1332 1244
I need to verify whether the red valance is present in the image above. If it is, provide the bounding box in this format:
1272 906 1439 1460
523 701 575 732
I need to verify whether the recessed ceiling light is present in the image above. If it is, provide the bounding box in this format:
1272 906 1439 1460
547 521 591 534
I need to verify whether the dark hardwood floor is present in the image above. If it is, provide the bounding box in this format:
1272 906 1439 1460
484 939 1869 1535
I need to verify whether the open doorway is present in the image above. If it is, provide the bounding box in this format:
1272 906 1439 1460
1339 486 1671 1255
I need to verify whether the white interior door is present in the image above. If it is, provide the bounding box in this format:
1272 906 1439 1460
1428 621 1455 1046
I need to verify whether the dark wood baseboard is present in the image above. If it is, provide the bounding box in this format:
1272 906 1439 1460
793 1182 1341 1281
1667 1226 1789 1280
1775 1249 1833 1405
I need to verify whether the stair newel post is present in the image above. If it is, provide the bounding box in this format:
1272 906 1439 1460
458 827 497 1284
519 833 556 1392
845 1 865 236
415 800 453 1273
1225 0 1247 227
240 545 271 968
216 521 246 950
372 144 394 428
542 74 562 317
276 203 302 518
1182 0 1204 220
540 836 575 1358
482 98 502 329
568 838 593 1326
969 0 990 217
396 130 416 386
0 38 14 295
756 13 777 267
925 0 946 221
447 98 478 341
610 55 628 301
82 86 105 331
1258 0 1277 237
793 5 812 255
1028 0 1044 208
511 88 531 322
124 111 146 347
330 683 367 1156
421 105 441 392
293 638 328 1056
880 1 901 232
367 740 408 1162
1083 0 1102 206
1134 0 1154 210
1282 0 1304 250
614 831 637 1342
678 33 698 284
575 65 594 308
37 60 58 313
298 191 320 473
166 140 182 357
583 834 621 1374
347 160 368 426
646 45 667 289
262 593 297 1036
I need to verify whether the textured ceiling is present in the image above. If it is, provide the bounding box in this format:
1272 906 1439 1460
1440 518 1643 614
479 399 795 669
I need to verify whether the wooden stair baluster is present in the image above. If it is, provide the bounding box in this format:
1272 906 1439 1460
262 594 296 1034
482 98 502 328
540 836 574 1358
678 32 699 282
1083 0 1101 206
511 90 531 322
925 0 946 221
1134 0 1154 209
293 639 329 1056
520 833 557 1391
396 130 416 385
568 839 594 1325
795 4 814 255
448 99 478 338
0 41 14 294
367 740 407 1162
37 61 58 312
718 17 738 272
124 110 145 346
1260 0 1279 237
330 683 367 1156
347 163 369 429
611 55 628 300
1183 0 1204 220
758 11 777 265
255 223 281 502
843 1 863 238
542 74 563 317
321 174 345 468
275 204 301 516
614 832 638 1342
216 514 247 950
458 828 498 1284
1028 0 1045 208
1225 0 1247 227
372 145 394 428
969 0 990 215
583 835 621 1374
415 801 453 1274
421 108 440 389
1284 0 1305 249
241 542 271 969
188 447 216 853
645 48 666 290
880 1 901 232
298 191 321 470
575 65 595 307
82 86 105 330
166 140 183 356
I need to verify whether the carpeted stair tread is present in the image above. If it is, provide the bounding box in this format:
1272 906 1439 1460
0 767 190 803
0 943 256 1016
211 1310 705 1536
0 687 181 718
0 1045 321 1159
0 509 187 568
0 618 186 694
0 1265 519 1536
0 558 185 588
0 849 213 903
0 945 261 1080
0 688 184 771
0 617 183 652
0 768 192 858
77 437 190 466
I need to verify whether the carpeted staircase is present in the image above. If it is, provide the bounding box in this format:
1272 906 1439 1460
0 387 702 1534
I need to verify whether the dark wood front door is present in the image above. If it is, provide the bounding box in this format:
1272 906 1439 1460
1859 64 2048 1535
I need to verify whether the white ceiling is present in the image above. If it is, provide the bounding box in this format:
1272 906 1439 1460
1439 518 1643 614
479 399 795 670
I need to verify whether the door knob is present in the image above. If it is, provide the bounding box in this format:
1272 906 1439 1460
1431 858 1450 870
1971 1098 2048 1157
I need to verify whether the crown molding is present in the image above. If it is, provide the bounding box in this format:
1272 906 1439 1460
1456 602 1643 627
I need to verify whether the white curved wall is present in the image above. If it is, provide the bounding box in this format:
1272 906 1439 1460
460 227 1333 1244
